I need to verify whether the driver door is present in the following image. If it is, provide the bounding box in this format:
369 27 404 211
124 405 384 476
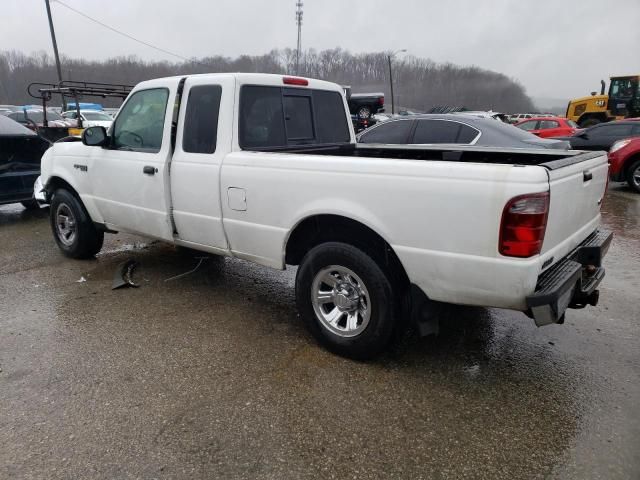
88 85 176 240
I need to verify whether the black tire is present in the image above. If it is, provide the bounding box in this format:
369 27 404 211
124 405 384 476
49 188 104 259
357 106 372 119
580 118 601 128
626 159 640 193
21 199 40 210
295 242 399 360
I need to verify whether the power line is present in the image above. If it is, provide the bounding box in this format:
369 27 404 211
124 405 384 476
52 0 206 65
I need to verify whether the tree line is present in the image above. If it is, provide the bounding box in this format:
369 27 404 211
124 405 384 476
0 48 535 113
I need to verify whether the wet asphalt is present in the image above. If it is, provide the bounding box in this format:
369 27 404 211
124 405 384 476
0 184 638 480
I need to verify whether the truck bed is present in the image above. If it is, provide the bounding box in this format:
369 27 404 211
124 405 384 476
244 142 599 168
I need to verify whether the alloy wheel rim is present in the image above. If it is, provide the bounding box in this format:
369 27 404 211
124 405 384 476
311 265 371 338
633 165 640 188
55 203 77 246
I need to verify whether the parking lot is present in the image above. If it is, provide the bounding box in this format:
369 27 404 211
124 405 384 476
0 184 638 479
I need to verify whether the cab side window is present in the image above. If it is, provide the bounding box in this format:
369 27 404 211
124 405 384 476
182 85 222 154
113 88 169 152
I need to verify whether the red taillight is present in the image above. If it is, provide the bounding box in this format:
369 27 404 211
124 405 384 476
499 192 550 258
283 76 308 86
378 96 384 106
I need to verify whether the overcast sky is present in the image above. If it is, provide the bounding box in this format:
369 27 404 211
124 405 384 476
2 0 638 102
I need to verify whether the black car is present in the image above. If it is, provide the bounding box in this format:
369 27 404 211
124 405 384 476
554 121 640 151
356 114 570 149
0 115 50 209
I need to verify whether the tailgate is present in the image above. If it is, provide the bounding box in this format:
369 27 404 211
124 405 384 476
541 151 608 257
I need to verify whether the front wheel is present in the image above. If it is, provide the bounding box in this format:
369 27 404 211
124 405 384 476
295 242 399 360
49 188 104 259
627 159 640 193
580 118 601 128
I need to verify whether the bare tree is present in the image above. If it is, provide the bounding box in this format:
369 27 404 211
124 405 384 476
0 49 534 112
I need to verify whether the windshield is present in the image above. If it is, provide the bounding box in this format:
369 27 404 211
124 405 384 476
83 111 112 121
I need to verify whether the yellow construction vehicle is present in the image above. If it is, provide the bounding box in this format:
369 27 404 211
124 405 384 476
566 75 640 127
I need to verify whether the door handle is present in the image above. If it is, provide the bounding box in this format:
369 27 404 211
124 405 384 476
143 166 157 175
583 170 593 182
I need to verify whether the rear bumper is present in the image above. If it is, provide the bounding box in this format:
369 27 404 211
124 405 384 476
526 229 612 326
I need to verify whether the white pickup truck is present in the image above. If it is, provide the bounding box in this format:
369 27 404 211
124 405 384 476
36 73 612 359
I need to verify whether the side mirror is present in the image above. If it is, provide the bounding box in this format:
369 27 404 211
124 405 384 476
82 126 108 146
577 131 589 139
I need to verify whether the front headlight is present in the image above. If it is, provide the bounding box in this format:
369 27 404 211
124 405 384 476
610 139 631 153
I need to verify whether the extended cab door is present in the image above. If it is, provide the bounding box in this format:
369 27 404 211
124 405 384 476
88 81 177 240
170 75 235 251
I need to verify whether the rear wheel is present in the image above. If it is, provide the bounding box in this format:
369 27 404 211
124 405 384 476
580 118 601 128
49 188 104 258
295 242 399 360
627 159 640 193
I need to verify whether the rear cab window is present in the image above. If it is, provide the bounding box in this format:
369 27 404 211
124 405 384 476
239 85 350 149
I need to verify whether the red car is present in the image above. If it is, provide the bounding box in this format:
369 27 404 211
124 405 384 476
514 116 579 138
608 137 640 193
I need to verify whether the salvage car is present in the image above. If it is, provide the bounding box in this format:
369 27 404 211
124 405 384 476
553 120 640 150
357 114 570 149
5 109 71 129
608 137 640 193
62 110 113 129
0 115 50 208
455 111 510 123
514 117 579 138
37 73 611 359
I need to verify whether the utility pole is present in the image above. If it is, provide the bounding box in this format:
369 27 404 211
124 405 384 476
295 1 303 75
44 0 63 85
387 55 395 115
387 49 406 115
